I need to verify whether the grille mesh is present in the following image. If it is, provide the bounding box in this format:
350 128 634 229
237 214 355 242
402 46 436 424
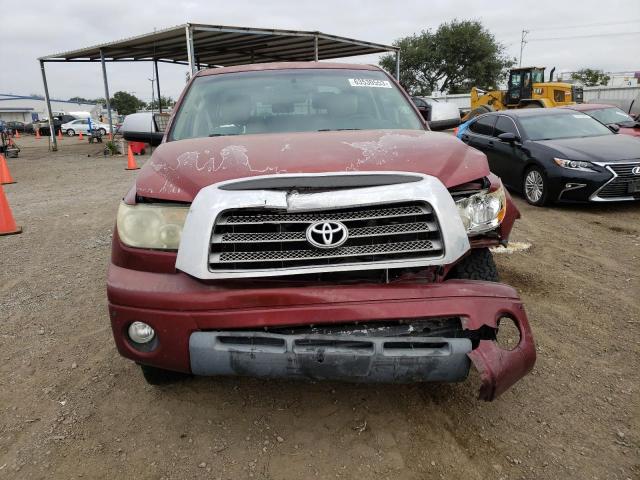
598 163 640 199
210 201 442 272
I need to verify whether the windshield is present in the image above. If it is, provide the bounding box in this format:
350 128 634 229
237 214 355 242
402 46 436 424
519 112 613 140
584 107 636 127
170 69 423 140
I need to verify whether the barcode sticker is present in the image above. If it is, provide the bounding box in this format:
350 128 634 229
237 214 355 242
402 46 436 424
348 78 392 88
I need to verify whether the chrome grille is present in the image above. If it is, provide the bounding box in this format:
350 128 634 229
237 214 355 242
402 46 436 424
210 202 443 272
598 162 640 199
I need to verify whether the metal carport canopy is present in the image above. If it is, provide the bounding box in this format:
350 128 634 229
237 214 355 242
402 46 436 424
38 23 399 151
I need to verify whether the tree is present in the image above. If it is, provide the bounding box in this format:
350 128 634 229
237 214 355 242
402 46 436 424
570 69 610 86
380 20 514 95
110 91 146 115
148 96 175 111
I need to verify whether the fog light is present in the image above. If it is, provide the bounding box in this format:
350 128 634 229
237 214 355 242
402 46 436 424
128 321 155 344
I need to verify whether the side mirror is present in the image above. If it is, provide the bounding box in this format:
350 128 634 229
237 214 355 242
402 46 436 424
608 124 620 133
121 112 169 146
498 132 520 143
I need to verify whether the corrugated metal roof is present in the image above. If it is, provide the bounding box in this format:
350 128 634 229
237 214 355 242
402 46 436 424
39 23 396 66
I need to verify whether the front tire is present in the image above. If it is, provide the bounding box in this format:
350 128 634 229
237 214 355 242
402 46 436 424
66 129 75 136
448 248 499 282
139 364 190 385
523 166 549 206
99 128 107 136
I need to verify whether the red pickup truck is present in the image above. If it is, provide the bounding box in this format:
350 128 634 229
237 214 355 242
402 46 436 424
109 62 535 401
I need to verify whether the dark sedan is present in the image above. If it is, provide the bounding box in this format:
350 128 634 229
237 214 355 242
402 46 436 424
460 109 640 206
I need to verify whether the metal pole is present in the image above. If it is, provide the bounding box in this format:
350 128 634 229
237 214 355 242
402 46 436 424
39 60 57 151
100 49 114 136
519 30 528 67
154 59 162 113
395 50 400 81
314 34 319 61
185 25 196 77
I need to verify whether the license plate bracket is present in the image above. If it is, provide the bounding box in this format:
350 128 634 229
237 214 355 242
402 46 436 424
628 179 640 194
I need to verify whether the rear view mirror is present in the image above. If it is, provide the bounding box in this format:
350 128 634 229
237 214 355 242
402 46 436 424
608 124 620 133
121 112 169 146
498 132 520 143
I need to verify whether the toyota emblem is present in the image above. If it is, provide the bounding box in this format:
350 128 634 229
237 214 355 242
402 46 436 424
632 166 640 175
306 221 349 249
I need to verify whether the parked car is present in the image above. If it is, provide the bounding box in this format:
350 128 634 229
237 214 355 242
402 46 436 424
561 103 640 138
35 114 77 136
459 109 640 205
412 96 461 130
110 62 536 400
61 118 112 136
5 121 27 133
590 96 639 120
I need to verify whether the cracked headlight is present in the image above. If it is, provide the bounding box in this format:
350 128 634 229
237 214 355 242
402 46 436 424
116 202 189 250
456 186 506 235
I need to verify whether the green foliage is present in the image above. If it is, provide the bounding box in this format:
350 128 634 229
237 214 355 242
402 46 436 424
380 20 515 95
105 141 119 155
110 91 146 116
148 96 175 111
570 69 610 87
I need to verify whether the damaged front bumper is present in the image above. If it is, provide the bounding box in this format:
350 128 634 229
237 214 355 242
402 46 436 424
107 264 536 401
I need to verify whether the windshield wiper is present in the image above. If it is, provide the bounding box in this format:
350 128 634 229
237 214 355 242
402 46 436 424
209 133 241 137
317 128 362 132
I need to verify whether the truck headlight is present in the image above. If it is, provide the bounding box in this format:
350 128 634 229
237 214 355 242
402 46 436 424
554 158 597 172
456 186 506 235
116 202 189 250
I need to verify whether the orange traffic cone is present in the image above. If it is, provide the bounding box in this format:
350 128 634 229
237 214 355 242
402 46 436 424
453 127 459 136
14 130 20 138
108 132 113 141
0 154 16 185
78 131 83 141
57 129 63 140
126 145 140 170
35 129 41 139
0 184 21 236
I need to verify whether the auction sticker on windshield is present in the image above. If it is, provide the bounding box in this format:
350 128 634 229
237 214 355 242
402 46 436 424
349 78 392 88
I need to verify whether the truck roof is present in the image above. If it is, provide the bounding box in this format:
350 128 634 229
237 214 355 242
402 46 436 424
196 61 382 77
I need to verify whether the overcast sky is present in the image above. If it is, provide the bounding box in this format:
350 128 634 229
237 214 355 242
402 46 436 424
1 0 638 102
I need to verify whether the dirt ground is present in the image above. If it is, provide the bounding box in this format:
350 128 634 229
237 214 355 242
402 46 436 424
1 135 638 480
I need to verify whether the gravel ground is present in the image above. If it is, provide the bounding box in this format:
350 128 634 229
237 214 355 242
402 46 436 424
1 135 638 479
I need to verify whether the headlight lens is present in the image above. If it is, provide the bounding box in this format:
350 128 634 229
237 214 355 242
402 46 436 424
116 202 189 249
456 186 506 235
554 158 597 172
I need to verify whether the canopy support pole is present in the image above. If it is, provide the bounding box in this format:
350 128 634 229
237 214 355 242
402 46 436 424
314 34 319 61
395 50 400 81
185 25 196 77
39 60 57 151
154 59 162 113
100 49 114 136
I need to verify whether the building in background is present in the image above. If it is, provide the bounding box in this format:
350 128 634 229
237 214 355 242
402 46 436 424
0 94 110 123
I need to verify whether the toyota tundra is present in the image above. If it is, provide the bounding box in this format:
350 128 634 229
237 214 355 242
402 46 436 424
108 62 536 400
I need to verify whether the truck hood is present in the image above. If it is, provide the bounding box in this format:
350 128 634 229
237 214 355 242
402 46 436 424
135 129 489 202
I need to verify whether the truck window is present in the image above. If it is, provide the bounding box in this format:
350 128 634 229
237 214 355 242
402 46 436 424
170 69 424 140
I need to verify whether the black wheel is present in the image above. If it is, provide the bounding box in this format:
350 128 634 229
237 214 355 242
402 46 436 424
66 129 75 137
465 105 495 120
139 364 190 385
523 166 549 206
99 128 107 136
448 248 499 282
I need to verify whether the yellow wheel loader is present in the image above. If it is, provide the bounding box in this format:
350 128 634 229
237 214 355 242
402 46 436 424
464 67 583 120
